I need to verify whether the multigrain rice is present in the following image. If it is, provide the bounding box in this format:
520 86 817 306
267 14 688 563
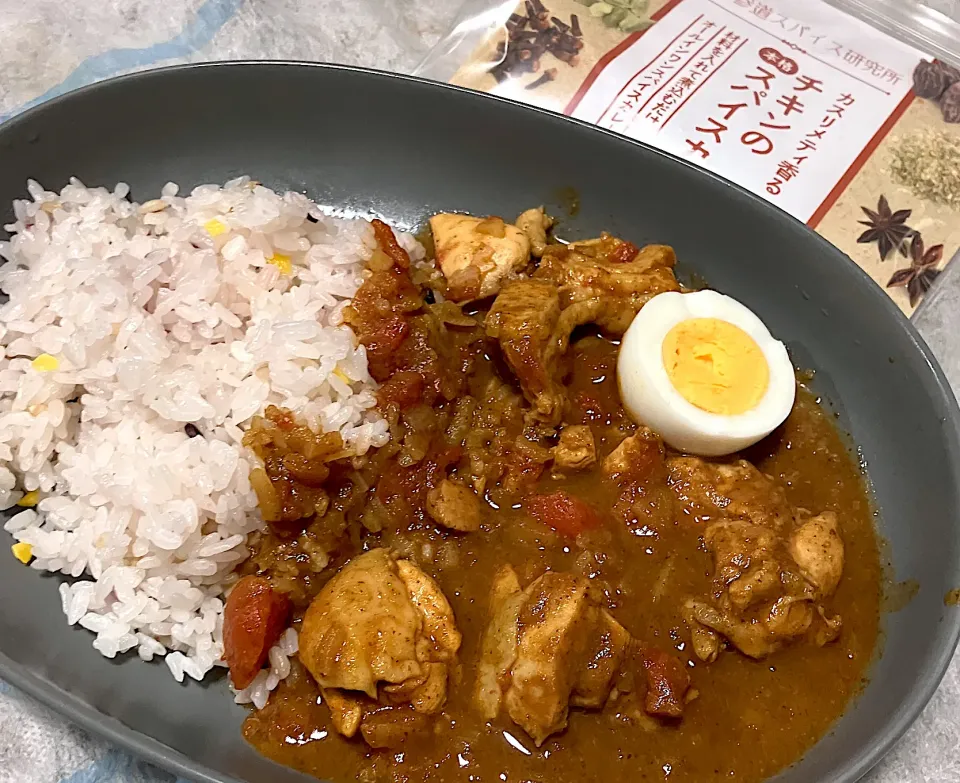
0 177 421 689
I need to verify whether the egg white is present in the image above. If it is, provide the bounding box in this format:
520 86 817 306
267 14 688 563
617 290 796 457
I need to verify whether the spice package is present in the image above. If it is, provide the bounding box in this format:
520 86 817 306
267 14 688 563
416 0 960 315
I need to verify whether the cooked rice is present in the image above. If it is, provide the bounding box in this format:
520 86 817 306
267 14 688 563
231 627 300 709
0 177 420 687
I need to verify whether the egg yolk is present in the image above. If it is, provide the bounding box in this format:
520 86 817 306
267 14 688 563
662 318 769 415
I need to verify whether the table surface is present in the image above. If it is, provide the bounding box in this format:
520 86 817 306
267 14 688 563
2 1 960 782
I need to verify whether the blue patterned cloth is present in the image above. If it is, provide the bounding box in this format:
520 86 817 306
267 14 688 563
0 679 182 783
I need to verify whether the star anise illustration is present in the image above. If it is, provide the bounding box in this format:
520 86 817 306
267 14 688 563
887 233 943 307
857 195 914 261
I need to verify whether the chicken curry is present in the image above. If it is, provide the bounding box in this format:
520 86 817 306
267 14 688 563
227 209 881 782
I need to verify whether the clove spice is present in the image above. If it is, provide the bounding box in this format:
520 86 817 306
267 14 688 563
489 0 585 89
526 68 559 90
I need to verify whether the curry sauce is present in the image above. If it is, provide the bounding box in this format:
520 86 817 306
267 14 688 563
231 216 882 783
242 334 880 783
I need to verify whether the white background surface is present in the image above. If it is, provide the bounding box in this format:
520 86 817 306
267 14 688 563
2 1 960 782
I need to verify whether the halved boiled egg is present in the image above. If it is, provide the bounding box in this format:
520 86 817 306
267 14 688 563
617 290 795 457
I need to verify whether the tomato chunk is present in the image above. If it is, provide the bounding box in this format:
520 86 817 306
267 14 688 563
376 370 425 410
223 575 292 689
372 218 411 270
640 645 691 718
364 314 410 365
526 490 602 538
376 444 462 520
609 240 640 264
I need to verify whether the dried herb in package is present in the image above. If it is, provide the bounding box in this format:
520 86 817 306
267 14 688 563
421 0 960 315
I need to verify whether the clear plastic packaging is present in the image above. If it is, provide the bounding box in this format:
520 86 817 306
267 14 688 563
415 0 522 84
414 0 960 316
416 1 960 82
824 1 960 69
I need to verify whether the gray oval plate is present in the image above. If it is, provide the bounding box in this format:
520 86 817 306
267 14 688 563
1 62 959 783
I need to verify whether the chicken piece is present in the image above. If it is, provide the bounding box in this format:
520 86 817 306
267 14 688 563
490 561 523 605
677 460 851 661
300 548 422 696
476 566 526 721
667 456 795 531
381 661 450 713
814 606 843 647
486 280 563 423
705 520 788 611
507 573 629 743
534 242 680 335
516 207 554 257
430 213 531 302
475 566 629 746
486 280 599 424
564 234 644 260
685 599 782 660
299 549 461 746
553 424 596 472
766 595 815 638
671 455 849 661
360 708 430 750
426 478 482 532
571 612 632 709
395 558 461 664
603 427 665 483
683 602 721 663
486 253 672 423
686 515 820 659
789 511 844 597
323 687 364 737
684 546 822 661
